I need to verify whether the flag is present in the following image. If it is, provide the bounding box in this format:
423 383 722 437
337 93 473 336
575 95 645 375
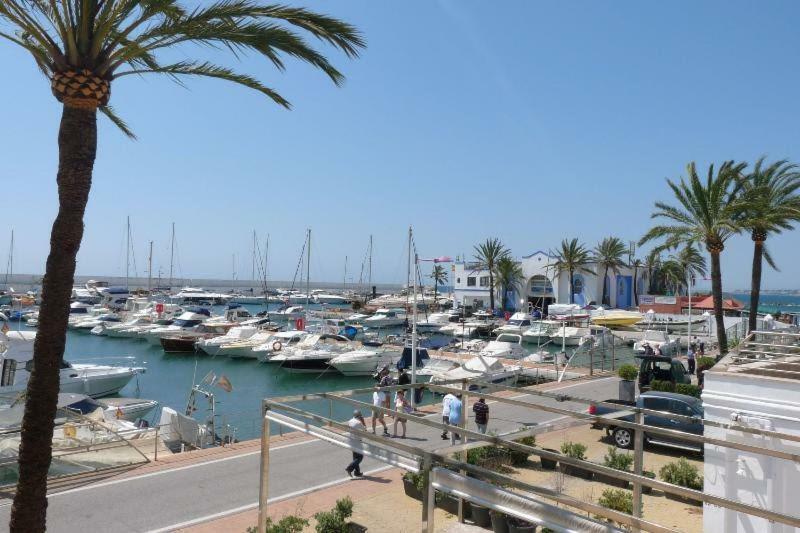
1 322 8 334
216 374 233 392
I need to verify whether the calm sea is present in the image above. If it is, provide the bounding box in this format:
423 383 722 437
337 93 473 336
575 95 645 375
727 292 800 314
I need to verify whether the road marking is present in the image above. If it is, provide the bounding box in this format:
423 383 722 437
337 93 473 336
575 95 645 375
146 465 394 533
18 439 319 503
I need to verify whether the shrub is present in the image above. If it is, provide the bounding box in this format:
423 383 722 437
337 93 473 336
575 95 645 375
659 458 702 490
618 364 638 381
314 496 354 533
675 383 701 398
560 441 587 460
508 434 536 466
649 379 675 392
246 515 309 533
403 471 425 493
603 447 633 472
696 356 716 371
598 488 633 515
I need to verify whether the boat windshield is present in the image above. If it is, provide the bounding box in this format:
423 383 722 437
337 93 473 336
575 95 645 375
173 319 201 327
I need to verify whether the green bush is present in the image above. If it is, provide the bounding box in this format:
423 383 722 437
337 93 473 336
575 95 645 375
246 515 309 533
560 441 587 460
603 447 633 472
314 496 354 533
403 471 425 493
508 435 536 466
598 488 633 515
659 458 703 490
617 364 638 381
696 356 716 371
649 379 675 392
675 383 701 398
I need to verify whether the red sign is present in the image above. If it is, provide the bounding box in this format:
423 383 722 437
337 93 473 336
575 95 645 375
155 303 164 314
295 317 305 331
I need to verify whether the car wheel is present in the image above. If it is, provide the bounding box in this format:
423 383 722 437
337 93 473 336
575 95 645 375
613 428 634 449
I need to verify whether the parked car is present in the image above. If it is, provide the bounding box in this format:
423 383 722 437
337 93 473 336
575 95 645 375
635 355 691 391
588 391 703 453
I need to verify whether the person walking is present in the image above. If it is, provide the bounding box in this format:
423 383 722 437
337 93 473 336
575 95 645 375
687 342 696 375
698 339 706 356
372 385 390 436
393 390 412 438
441 392 456 440
473 397 489 434
448 394 463 445
345 410 366 478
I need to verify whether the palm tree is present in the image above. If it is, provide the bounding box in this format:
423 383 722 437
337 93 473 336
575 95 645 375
550 238 593 304
430 264 448 302
494 257 525 311
0 3 364 530
640 161 747 355
673 244 707 294
631 258 643 306
659 259 686 295
644 249 661 294
738 158 800 332
593 237 627 305
473 238 510 310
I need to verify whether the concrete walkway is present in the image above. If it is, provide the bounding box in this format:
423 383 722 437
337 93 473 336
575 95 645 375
0 376 621 532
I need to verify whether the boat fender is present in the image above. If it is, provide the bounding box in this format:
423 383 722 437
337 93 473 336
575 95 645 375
272 341 282 352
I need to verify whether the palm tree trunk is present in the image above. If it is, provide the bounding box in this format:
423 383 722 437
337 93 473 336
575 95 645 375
710 251 728 356
602 266 608 305
569 268 574 304
488 271 495 310
633 266 639 306
748 240 764 333
433 281 438 303
10 105 97 532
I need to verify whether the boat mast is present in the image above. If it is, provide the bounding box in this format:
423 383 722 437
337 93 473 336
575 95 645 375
252 230 256 282
4 229 13 289
410 226 418 407
169 222 175 288
406 226 412 309
343 256 347 292
305 229 311 324
366 235 373 303
264 234 270 302
147 241 153 292
126 215 130 290
232 253 236 281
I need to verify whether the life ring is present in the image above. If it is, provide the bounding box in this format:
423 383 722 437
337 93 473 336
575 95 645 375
272 341 283 352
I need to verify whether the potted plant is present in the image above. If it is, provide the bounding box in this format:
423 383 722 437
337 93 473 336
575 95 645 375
659 458 703 505
490 509 509 533
594 447 633 488
470 503 492 528
402 471 423 500
641 470 656 495
696 356 716 388
559 441 592 479
506 516 536 533
508 435 535 466
675 383 702 398
617 364 638 402
540 447 559 470
598 488 635 516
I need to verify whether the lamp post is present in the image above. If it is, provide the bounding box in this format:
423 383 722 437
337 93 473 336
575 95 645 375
412 254 452 407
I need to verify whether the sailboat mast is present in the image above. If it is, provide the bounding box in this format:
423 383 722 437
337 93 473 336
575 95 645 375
406 226 412 308
366 235 372 303
305 229 311 313
169 222 175 288
126 216 130 290
264 234 270 298
252 230 256 282
343 256 347 292
148 241 153 292
4 229 13 288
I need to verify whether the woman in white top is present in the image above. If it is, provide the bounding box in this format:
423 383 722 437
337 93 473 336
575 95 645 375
393 390 412 438
371 385 389 436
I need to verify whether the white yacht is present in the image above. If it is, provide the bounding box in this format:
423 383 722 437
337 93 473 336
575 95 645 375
142 311 210 345
173 287 231 305
271 334 352 373
428 355 522 389
196 325 260 355
312 291 351 305
416 311 458 332
97 316 152 337
328 347 401 376
633 330 679 356
214 329 284 359
492 312 533 336
479 333 526 359
74 312 122 332
549 325 591 347
0 331 142 398
254 331 310 362
363 308 407 329
521 320 560 344
266 305 305 322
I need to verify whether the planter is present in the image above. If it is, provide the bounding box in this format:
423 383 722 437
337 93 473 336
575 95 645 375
641 472 656 494
619 379 636 402
594 471 629 489
402 477 422 500
507 517 536 533
666 491 702 506
490 511 509 533
559 463 593 480
540 448 559 470
470 504 492 528
436 494 470 518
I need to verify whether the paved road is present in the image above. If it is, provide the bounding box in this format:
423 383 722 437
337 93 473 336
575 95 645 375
0 376 619 532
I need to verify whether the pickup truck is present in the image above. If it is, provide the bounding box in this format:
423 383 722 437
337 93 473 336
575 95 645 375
588 391 704 453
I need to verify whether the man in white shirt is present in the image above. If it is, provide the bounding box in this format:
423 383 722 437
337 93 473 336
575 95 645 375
441 392 456 440
346 410 366 477
372 385 390 436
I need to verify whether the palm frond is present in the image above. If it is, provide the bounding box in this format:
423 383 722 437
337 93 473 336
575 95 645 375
99 105 137 139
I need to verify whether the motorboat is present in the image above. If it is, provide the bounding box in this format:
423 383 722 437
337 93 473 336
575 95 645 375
440 319 495 339
254 331 310 362
0 331 143 398
641 314 708 333
98 316 153 338
96 286 131 310
633 330 679 356
196 325 260 355
312 291 351 305
492 312 533 336
550 325 591 347
521 320 560 344
328 347 401 376
113 318 174 340
205 305 256 325
345 312 370 323
141 310 212 345
173 287 231 305
590 308 643 328
522 350 555 364
74 313 122 332
582 325 624 349
266 305 305 322
159 323 236 353
71 286 101 304
416 311 459 332
58 393 158 422
229 293 267 305
363 308 407 329
479 333 526 359
272 334 353 373
428 355 523 389
547 303 590 320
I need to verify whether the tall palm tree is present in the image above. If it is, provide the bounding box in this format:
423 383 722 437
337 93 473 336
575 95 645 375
631 258 643 306
593 236 627 306
493 256 525 311
473 238 510 310
0 3 364 530
644 249 661 294
659 259 686 295
640 161 747 355
738 157 800 332
550 238 593 304
672 244 707 294
430 264 448 302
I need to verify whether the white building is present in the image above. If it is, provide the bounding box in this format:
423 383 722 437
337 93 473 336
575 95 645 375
451 250 645 313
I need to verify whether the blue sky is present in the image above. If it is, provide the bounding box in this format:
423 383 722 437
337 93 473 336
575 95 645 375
1 1 799 290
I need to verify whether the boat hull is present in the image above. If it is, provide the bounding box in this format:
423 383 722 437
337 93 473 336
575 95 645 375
279 358 333 373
